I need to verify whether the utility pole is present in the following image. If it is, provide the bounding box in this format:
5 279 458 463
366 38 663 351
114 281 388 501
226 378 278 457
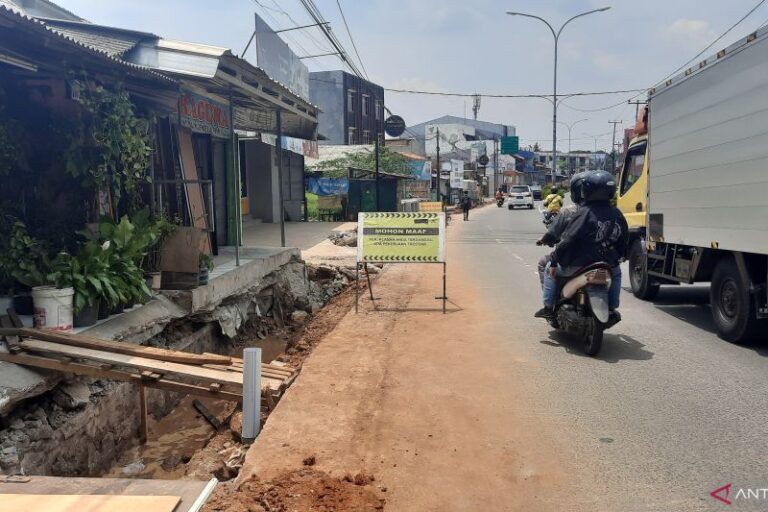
627 100 646 120
493 138 499 194
436 127 441 203
374 121 380 211
608 120 622 173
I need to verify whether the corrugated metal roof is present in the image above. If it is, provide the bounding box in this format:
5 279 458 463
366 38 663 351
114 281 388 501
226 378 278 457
42 21 148 57
0 5 174 81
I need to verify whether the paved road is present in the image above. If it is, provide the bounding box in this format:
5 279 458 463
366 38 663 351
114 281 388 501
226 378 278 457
451 202 768 511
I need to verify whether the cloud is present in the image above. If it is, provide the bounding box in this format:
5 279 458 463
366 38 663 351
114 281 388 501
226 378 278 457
665 19 714 46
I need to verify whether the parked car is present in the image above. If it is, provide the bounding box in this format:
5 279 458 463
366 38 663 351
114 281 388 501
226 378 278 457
530 185 543 200
507 185 534 209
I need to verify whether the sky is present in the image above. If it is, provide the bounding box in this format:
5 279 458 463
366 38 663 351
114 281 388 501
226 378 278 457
54 0 768 152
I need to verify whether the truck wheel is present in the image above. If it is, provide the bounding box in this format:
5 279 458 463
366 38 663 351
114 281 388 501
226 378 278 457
629 240 659 300
710 258 760 343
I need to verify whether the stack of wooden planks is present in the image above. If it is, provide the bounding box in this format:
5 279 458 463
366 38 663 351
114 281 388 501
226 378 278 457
0 327 298 403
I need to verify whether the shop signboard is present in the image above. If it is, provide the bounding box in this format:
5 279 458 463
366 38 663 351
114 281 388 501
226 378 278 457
178 91 230 138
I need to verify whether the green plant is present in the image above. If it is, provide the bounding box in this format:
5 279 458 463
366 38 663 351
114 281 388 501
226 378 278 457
47 243 119 314
3 221 51 289
199 253 214 271
313 146 411 178
66 84 153 212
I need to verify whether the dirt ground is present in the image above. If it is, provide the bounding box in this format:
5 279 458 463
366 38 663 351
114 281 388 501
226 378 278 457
204 468 384 512
205 258 584 511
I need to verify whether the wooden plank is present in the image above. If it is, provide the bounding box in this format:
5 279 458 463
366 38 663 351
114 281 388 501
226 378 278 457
177 128 212 255
0 316 22 353
20 339 244 388
0 351 244 401
0 494 180 512
3 328 231 366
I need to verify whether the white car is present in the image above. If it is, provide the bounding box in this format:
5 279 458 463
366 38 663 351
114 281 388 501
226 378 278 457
507 185 534 209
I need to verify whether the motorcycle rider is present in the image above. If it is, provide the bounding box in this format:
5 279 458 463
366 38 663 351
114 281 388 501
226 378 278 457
536 172 587 285
495 188 504 206
542 186 564 222
535 170 628 321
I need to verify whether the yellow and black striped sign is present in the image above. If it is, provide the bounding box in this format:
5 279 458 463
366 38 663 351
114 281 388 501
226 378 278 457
358 212 446 263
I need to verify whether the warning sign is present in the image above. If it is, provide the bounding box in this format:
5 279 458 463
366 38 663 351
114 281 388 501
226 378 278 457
418 201 443 213
357 212 446 263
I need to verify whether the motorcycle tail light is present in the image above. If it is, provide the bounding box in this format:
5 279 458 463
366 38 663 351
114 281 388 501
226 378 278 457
585 269 609 285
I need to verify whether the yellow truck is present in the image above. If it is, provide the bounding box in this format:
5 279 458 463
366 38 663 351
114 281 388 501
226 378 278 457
618 28 768 343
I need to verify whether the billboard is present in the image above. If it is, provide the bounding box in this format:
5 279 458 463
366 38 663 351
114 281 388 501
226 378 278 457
254 14 310 101
425 124 475 157
450 159 464 188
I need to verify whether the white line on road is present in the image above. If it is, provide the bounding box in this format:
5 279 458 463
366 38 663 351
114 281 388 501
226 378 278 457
513 253 524 262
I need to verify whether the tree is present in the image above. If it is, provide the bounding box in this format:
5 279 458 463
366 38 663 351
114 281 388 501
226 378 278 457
313 146 412 178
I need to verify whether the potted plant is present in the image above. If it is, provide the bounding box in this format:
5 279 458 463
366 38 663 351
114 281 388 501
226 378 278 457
199 253 214 286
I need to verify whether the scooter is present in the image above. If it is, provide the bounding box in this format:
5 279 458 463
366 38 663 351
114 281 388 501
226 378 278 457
537 243 616 356
496 196 504 207
540 207 557 226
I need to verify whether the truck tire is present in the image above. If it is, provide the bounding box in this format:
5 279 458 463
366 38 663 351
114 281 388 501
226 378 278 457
629 240 659 300
710 258 760 343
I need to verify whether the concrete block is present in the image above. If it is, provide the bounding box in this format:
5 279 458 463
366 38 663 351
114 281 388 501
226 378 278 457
0 362 58 416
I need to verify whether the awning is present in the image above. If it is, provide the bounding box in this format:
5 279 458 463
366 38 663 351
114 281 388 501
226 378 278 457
127 39 319 139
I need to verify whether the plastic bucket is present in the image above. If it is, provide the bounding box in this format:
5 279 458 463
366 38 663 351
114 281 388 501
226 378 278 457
31 286 74 332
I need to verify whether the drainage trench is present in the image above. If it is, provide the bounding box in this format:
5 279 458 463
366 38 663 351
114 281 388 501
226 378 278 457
0 260 359 482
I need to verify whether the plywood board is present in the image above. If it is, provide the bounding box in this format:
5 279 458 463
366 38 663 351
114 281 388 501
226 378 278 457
177 128 212 255
0 494 180 512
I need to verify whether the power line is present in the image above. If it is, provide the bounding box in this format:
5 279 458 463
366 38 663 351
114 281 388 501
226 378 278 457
298 0 366 79
384 87 646 99
334 0 369 79
562 0 767 113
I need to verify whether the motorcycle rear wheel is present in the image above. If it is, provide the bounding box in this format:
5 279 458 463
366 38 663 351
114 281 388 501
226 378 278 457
583 317 604 356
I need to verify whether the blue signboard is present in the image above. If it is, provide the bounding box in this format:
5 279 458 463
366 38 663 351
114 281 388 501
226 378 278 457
307 177 349 196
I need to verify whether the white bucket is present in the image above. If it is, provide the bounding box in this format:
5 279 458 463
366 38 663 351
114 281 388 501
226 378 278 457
31 286 74 332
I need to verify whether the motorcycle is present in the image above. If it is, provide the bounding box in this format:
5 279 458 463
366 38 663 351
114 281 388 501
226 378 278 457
540 207 557 226
538 242 616 356
496 196 504 207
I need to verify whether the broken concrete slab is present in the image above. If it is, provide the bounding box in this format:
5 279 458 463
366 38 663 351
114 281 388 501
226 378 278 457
0 362 58 416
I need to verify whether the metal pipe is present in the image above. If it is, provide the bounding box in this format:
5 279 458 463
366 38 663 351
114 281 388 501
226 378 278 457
277 109 286 247
229 89 240 266
242 347 262 444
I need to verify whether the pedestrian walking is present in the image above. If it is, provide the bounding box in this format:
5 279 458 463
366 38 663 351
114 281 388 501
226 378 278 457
461 191 472 221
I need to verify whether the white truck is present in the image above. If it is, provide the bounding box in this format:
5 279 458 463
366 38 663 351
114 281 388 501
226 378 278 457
619 27 768 343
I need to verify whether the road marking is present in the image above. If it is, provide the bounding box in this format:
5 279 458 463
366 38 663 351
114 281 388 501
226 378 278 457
496 238 502 244
513 253 524 262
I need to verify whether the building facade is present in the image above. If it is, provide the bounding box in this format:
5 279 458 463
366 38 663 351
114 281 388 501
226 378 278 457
310 70 384 145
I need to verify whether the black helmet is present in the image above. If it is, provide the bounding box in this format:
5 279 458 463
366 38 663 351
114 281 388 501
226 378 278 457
582 170 617 202
551 187 558 194
569 172 588 205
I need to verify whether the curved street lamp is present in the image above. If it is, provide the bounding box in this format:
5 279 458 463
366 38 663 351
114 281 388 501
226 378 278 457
557 118 588 174
506 7 610 184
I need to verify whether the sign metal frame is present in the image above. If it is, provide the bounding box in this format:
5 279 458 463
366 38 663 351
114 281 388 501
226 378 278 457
355 212 448 313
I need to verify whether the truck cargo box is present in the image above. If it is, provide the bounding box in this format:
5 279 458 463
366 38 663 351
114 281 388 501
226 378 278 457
648 28 768 255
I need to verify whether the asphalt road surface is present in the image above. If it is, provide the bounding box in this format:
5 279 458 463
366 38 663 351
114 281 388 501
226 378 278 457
452 201 768 511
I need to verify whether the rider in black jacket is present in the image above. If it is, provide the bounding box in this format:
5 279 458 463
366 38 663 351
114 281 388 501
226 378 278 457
535 171 628 319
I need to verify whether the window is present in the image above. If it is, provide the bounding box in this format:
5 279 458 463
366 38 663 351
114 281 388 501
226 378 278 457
362 130 371 144
347 90 355 113
620 142 647 195
348 127 357 144
375 100 381 121
362 95 370 117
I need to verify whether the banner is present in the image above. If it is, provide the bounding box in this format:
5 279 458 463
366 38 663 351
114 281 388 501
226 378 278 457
409 160 432 181
307 177 349 196
450 159 464 188
357 212 446 263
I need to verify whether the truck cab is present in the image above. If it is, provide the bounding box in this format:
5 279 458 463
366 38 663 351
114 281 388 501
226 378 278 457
616 133 648 232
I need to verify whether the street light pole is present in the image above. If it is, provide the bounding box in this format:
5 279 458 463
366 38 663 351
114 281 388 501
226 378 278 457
506 7 610 185
557 118 587 175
